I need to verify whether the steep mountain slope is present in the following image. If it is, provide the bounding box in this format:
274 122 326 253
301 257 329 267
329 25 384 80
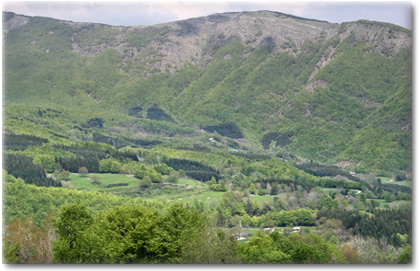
3 11 412 174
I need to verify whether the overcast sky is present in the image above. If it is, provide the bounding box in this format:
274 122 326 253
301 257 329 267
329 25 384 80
2 1 413 29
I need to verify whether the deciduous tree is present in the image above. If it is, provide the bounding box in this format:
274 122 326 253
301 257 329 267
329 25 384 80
78 167 88 177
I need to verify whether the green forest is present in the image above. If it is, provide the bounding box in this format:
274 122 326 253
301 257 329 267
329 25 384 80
2 10 412 264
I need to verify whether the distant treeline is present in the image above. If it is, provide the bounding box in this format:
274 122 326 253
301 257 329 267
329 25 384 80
82 117 104 129
164 157 221 181
4 133 48 151
128 105 143 118
315 178 362 190
175 144 212 153
55 145 107 172
261 131 293 149
379 183 412 195
296 163 411 195
265 209 315 227
185 170 221 182
317 208 412 247
4 153 61 187
260 176 362 191
295 162 361 182
92 132 161 148
56 145 138 173
128 103 176 123
230 152 271 161
261 177 315 192
202 122 243 139
146 104 175 123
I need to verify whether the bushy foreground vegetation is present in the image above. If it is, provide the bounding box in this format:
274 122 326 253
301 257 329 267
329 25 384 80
4 173 412 264
3 151 412 264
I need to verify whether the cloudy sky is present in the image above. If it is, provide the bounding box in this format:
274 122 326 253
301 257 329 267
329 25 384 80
3 1 413 29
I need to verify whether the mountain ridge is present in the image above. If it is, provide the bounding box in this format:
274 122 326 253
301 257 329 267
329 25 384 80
3 10 412 174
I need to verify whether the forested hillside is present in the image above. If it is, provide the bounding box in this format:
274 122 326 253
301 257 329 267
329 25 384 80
3 10 412 174
2 10 412 264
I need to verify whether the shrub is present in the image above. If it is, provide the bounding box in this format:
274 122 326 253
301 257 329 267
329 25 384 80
90 175 101 185
257 189 267 196
99 158 122 173
78 167 89 177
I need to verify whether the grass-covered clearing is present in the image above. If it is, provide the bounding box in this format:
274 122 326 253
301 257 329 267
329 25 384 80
67 173 276 205
68 173 139 191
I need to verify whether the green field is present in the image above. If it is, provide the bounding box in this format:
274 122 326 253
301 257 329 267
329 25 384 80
377 177 412 188
151 187 276 205
68 173 139 191
394 181 412 188
317 187 340 193
176 178 208 188
66 173 275 205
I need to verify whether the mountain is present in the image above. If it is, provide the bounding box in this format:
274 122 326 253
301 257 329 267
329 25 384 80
2 11 412 174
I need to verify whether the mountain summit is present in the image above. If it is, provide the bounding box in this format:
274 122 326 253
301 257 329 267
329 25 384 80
3 11 412 174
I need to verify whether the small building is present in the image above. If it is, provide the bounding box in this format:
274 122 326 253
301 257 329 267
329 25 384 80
293 227 301 233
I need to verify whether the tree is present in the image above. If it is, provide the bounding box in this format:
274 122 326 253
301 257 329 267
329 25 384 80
241 214 252 228
328 235 340 245
83 117 104 128
395 174 407 182
240 230 290 264
3 241 20 264
78 167 88 177
384 193 396 202
33 155 55 173
341 242 360 263
152 163 173 175
270 184 280 195
139 176 152 187
398 245 412 264
99 158 122 173
370 200 380 209
148 169 162 183
164 171 179 183
257 189 267 196
57 170 70 181
177 169 185 177
134 164 148 179
93 205 162 263
158 204 205 263
359 193 367 204
249 183 256 194
181 227 241 264
90 175 101 185
53 204 94 263
211 183 228 192
320 195 338 210
53 170 60 180
53 204 207 264
209 176 217 185
4 217 39 263
220 181 228 191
